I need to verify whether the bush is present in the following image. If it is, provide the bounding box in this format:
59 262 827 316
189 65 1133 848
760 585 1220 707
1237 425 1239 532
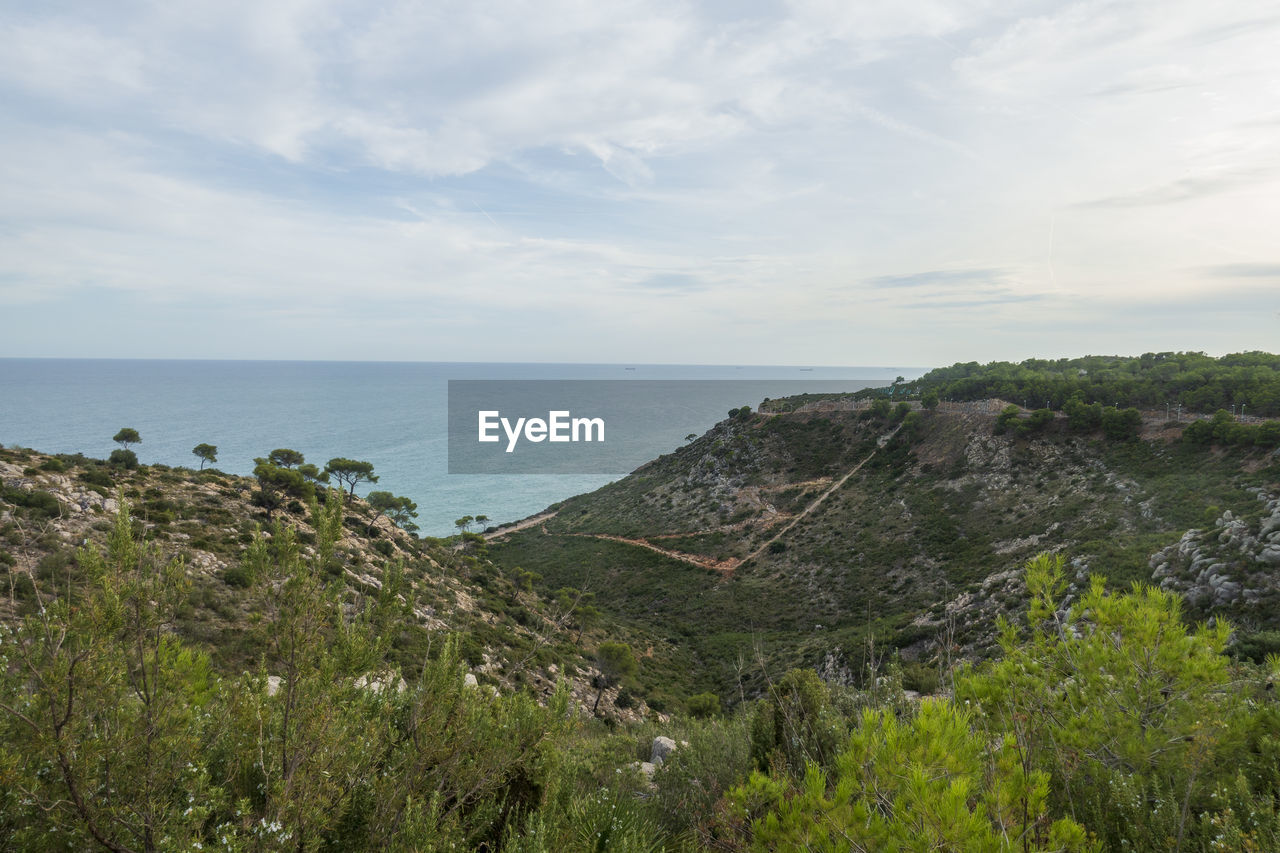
687 692 721 718
650 715 753 842
958 553 1280 850
725 700 1091 851
1 488 61 520
221 563 254 588
79 468 114 488
900 660 940 694
749 668 845 775
108 448 139 469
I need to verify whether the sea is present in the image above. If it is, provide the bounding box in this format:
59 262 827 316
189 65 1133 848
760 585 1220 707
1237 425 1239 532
0 360 925 536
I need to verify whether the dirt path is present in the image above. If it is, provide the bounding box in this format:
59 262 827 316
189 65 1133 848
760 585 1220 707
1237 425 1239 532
741 422 904 564
555 423 904 575
484 511 558 540
565 533 739 574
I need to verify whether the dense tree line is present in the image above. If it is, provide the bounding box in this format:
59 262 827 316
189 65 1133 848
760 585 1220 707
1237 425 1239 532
915 351 1280 416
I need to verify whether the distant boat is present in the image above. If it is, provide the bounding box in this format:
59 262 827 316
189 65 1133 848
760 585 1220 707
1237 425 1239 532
799 368 813 371
624 367 636 371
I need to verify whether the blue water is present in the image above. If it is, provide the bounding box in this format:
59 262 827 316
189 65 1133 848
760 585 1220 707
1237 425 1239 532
0 360 924 535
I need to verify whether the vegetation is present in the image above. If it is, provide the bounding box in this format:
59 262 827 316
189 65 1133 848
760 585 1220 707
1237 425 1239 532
2 494 1277 850
268 447 306 468
113 427 141 450
913 351 1280 415
192 442 217 469
108 448 138 469
367 490 419 533
591 641 637 713
324 457 378 501
0 494 575 851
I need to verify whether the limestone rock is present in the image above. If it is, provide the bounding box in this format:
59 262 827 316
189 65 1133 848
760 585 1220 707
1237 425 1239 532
651 736 678 766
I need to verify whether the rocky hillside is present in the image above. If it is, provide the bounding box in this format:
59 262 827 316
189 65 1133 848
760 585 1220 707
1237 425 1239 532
0 444 656 722
489 402 1280 702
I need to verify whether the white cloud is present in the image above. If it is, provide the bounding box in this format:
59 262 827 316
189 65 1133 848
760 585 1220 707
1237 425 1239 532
1 0 1278 363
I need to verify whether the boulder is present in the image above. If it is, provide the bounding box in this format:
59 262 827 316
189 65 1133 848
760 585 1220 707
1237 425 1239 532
651 736 678 766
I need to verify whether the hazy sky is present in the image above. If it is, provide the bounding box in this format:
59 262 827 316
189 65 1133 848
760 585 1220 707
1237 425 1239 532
2 0 1278 366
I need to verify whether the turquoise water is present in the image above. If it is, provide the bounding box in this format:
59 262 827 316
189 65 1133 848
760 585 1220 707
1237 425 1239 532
0 360 922 535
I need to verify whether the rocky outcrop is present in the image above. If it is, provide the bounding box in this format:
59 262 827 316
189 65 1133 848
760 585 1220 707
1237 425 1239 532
1148 491 1280 611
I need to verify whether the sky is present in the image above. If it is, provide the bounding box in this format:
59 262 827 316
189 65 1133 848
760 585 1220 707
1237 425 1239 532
1 0 1278 367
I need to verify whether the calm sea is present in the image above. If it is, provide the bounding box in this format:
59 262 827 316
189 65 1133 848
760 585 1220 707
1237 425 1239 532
0 360 923 535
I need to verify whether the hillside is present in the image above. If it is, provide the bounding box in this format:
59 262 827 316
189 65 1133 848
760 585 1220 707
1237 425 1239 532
0 444 650 721
488 401 1280 702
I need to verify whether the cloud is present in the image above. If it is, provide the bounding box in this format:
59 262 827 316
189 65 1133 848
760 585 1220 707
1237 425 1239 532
1202 263 1280 279
898 291 1046 310
630 273 706 292
866 268 1007 288
1 0 1279 364
1077 168 1272 208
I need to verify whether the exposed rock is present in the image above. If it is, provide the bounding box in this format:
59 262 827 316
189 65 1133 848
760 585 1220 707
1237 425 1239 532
651 736 678 766
355 673 407 693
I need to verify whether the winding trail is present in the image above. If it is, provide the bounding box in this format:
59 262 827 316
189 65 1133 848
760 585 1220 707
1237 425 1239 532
480 424 904 574
538 423 905 574
565 533 739 574
740 422 904 565
484 510 558 540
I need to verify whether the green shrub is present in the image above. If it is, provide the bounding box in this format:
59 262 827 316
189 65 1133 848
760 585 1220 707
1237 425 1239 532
79 468 114 488
1 487 61 520
726 699 1091 851
221 563 254 588
108 448 138 469
687 691 721 718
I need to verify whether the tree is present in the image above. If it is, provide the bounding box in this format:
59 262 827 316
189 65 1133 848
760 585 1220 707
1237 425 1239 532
921 390 940 409
297 463 327 484
592 641 637 713
725 700 1091 852
0 496 220 851
995 403 1022 433
192 443 217 470
748 668 844 775
112 427 141 450
253 461 315 518
474 514 490 530
455 515 474 535
1100 405 1142 441
323 458 378 502
367 491 419 533
958 554 1267 850
268 448 305 468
